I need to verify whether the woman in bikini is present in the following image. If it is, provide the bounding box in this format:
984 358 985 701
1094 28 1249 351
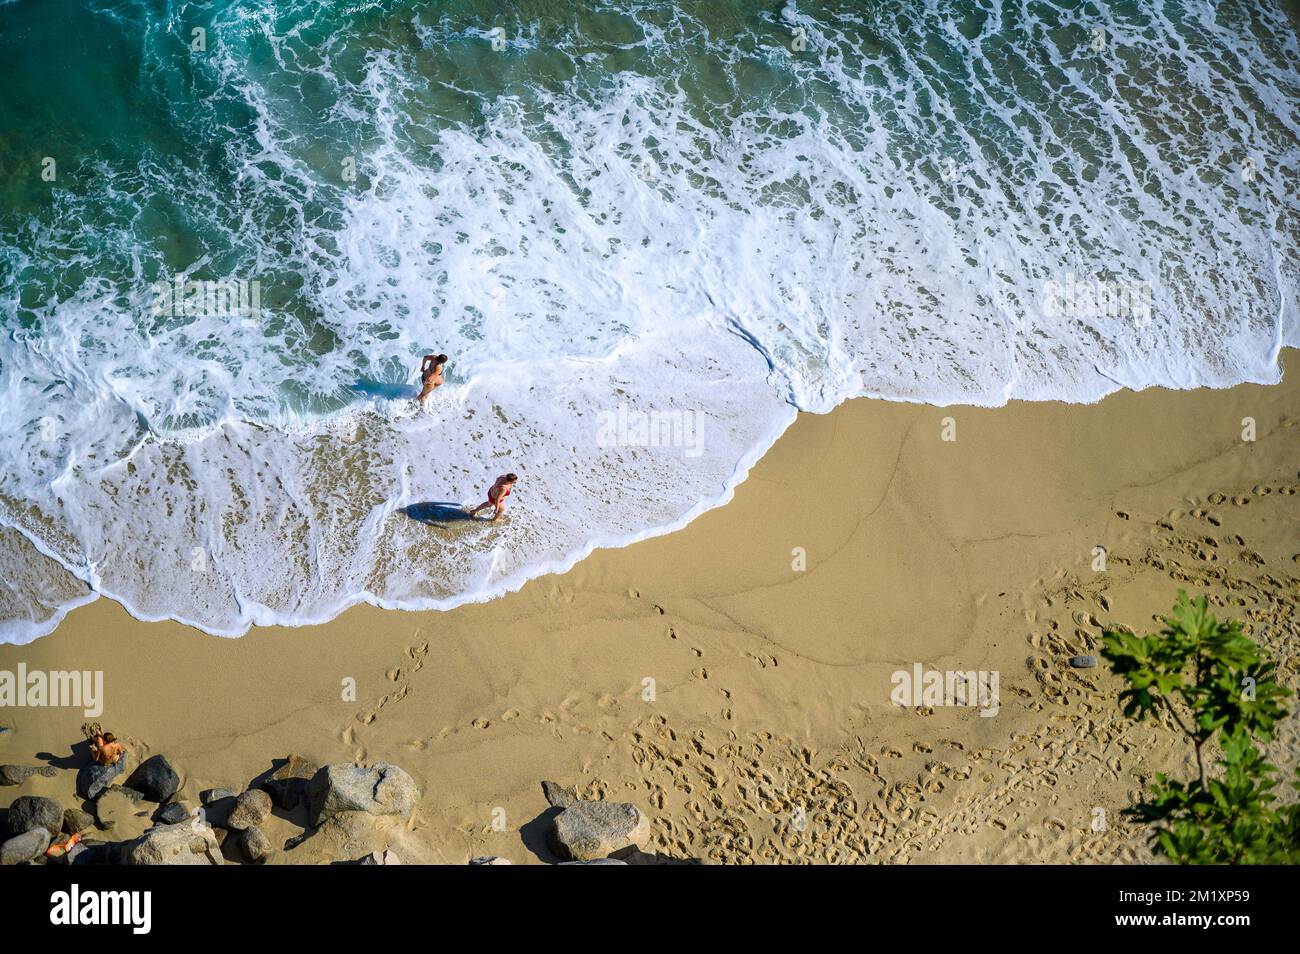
416 353 448 404
469 473 517 522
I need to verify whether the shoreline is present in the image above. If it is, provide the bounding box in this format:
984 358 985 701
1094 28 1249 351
2 349 1298 864
8 348 1296 647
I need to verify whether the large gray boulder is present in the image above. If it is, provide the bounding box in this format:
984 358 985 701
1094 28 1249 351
0 764 58 786
126 754 180 802
1 827 50 865
227 788 272 831
76 756 126 800
549 800 651 862
124 820 221 865
307 763 417 827
6 795 63 837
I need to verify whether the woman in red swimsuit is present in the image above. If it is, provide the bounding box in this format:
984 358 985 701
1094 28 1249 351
470 473 517 522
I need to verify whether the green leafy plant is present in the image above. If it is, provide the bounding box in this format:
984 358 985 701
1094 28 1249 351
1101 591 1300 864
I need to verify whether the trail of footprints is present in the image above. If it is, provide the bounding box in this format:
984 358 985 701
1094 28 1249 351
599 477 1298 863
341 634 430 759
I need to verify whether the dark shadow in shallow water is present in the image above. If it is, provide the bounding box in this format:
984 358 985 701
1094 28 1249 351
401 502 474 526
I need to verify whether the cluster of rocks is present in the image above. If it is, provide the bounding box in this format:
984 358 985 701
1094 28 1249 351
1 748 427 866
5 746 656 865
2 751 221 866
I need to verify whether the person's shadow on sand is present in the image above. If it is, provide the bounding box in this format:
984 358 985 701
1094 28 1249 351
401 501 476 527
38 738 93 770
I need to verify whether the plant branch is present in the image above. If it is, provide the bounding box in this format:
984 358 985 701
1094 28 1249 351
1158 695 1208 788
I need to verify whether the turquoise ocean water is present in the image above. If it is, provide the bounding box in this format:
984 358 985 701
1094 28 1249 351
0 0 1296 640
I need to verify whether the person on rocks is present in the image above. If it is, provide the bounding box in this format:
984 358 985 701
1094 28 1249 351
90 731 123 766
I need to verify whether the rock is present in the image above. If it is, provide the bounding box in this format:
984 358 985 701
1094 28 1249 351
6 795 63 837
559 857 628 865
0 764 58 786
306 763 417 827
1 827 51 864
124 821 221 865
469 855 511 865
201 787 238 805
1069 655 1098 668
76 756 126 800
154 802 191 826
261 754 321 811
541 779 578 809
126 754 180 803
361 848 402 865
305 810 411 862
49 841 89 866
237 825 270 863
549 800 650 862
63 808 95 835
227 788 272 831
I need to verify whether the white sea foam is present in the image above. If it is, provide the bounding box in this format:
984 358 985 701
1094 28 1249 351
0 1 1296 641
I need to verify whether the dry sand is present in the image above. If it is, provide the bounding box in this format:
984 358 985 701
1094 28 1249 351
2 351 1298 864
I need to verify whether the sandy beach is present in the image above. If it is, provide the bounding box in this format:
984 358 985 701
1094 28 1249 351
2 350 1296 864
